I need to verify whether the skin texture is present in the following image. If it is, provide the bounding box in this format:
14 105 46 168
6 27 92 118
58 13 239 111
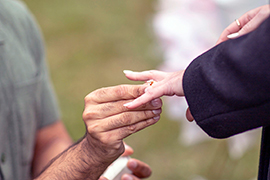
33 85 161 180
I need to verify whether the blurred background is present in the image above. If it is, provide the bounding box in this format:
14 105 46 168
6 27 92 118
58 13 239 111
23 0 262 179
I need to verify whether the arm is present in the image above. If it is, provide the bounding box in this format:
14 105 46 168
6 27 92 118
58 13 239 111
183 16 270 138
35 85 161 180
33 123 152 180
32 121 73 177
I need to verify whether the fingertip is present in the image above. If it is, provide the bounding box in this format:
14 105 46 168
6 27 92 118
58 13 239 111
123 70 134 74
123 102 139 109
123 102 133 108
99 176 108 180
186 108 194 122
127 159 138 170
151 98 162 108
227 32 239 39
121 174 133 180
127 158 152 178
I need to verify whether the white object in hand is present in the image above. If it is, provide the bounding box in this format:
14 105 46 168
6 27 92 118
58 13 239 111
102 156 132 180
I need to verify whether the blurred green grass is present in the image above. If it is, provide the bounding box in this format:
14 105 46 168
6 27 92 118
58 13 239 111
24 0 260 179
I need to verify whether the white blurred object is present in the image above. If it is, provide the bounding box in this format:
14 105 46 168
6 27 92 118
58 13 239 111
227 129 259 159
102 156 132 180
153 0 267 159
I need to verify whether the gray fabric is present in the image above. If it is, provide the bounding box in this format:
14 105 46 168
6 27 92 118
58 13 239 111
0 0 60 179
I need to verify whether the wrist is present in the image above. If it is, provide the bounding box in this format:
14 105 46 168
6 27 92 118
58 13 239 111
84 133 124 164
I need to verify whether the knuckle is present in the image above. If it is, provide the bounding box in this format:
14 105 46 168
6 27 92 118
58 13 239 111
102 103 116 112
131 85 144 98
84 88 102 104
87 88 107 102
146 118 157 125
87 124 99 137
143 110 150 118
120 113 132 125
83 110 98 120
115 85 126 98
135 87 142 98
148 70 156 75
140 103 147 109
146 89 153 96
84 94 92 104
127 124 137 132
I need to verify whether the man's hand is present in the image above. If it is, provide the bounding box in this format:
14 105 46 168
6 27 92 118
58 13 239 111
216 5 270 44
36 85 161 180
83 84 162 169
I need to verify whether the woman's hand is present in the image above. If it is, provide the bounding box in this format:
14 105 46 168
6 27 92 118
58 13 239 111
216 5 270 44
123 70 185 109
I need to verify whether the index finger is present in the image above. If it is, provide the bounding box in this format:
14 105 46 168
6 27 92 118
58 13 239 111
124 70 167 82
86 85 147 104
124 84 165 109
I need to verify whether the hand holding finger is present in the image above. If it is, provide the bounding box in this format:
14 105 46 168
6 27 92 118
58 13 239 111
124 83 167 109
83 85 162 163
124 70 185 109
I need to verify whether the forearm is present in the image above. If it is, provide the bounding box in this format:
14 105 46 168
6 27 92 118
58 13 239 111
183 17 270 138
32 137 73 177
32 121 74 177
35 137 111 180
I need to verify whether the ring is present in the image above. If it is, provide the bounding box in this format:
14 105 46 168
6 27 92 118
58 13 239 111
235 19 241 29
147 80 155 86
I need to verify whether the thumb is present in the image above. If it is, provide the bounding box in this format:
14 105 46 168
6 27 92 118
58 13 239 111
121 144 134 156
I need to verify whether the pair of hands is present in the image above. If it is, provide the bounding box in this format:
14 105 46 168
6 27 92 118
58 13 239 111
82 85 162 180
81 5 269 180
123 4 270 121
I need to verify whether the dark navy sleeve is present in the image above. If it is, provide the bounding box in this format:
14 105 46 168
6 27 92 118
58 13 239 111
183 17 270 138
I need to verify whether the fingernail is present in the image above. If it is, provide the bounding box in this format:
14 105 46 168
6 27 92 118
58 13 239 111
227 32 239 39
128 159 138 169
123 70 133 74
153 116 160 120
122 174 133 180
151 99 161 107
152 109 161 115
124 102 133 107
